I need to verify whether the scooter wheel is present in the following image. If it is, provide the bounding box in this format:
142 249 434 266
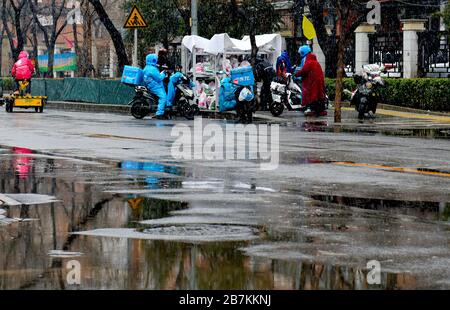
269 102 284 117
358 105 366 120
130 100 150 119
180 101 194 120
5 101 13 113
192 105 200 116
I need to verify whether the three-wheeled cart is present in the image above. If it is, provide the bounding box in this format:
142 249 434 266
1 80 46 113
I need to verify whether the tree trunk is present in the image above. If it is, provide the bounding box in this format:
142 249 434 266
0 27 3 76
89 0 129 75
334 24 346 123
32 24 40 77
47 44 55 78
72 20 80 76
249 33 258 68
82 1 93 77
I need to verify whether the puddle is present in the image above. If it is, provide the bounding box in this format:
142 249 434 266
311 195 450 222
1 145 450 289
324 127 450 140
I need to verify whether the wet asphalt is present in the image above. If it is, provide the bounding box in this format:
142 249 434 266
0 107 449 290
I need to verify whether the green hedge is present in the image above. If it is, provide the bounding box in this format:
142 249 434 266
29 78 134 105
325 78 450 112
0 77 15 92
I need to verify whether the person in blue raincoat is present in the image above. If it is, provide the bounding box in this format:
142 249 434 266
166 70 194 106
143 54 167 118
293 45 312 83
276 50 292 82
298 45 312 70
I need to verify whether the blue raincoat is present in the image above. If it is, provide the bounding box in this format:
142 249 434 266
166 72 194 106
143 54 167 116
276 51 293 74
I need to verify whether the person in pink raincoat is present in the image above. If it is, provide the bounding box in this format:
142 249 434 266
11 51 35 94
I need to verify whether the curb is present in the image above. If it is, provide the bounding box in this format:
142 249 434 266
336 101 450 117
377 104 450 117
45 100 282 122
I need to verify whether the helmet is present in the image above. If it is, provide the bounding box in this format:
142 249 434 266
146 54 158 66
298 45 312 58
18 51 29 59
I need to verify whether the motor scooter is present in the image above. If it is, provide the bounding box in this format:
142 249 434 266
350 64 386 120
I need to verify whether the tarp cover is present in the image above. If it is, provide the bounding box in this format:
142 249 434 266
30 78 135 105
181 35 211 52
205 33 282 57
61 78 100 103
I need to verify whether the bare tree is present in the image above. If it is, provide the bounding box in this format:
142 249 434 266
306 0 367 122
88 0 129 75
30 0 69 77
1 0 34 61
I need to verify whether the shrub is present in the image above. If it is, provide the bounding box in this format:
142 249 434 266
1 77 15 91
326 78 450 112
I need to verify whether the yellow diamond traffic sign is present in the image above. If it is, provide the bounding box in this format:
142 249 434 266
124 5 148 29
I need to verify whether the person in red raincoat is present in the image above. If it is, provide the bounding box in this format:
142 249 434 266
295 45 327 117
11 51 35 94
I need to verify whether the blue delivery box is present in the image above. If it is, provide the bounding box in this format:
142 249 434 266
231 66 255 86
121 66 144 86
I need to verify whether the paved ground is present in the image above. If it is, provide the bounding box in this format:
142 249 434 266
0 106 449 290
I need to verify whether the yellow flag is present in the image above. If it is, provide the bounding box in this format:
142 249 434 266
302 16 317 40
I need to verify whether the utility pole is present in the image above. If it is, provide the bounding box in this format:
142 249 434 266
191 0 198 35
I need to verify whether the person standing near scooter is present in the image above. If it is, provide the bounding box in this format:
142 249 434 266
276 50 292 83
143 54 168 119
295 45 327 117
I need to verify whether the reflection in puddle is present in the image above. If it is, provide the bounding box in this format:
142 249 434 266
12 147 34 179
322 127 450 140
312 195 450 221
1 145 449 289
127 198 189 224
119 161 185 190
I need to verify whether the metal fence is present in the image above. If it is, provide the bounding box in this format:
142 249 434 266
369 32 403 78
419 31 450 78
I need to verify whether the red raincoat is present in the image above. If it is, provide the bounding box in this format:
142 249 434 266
12 51 35 80
295 53 325 106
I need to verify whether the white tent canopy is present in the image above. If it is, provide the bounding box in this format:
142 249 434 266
204 33 282 56
181 35 211 52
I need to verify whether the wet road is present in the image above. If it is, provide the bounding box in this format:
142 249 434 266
0 108 449 290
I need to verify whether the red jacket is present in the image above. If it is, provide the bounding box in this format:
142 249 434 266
295 53 325 106
12 51 35 80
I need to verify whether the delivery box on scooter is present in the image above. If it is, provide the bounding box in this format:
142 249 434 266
231 67 254 86
121 66 144 86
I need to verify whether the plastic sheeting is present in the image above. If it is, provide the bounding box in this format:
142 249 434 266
181 35 211 52
29 78 135 105
61 78 100 103
205 33 282 58
30 79 46 96
182 33 282 60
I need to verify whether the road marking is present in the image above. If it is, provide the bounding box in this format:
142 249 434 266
334 162 450 178
86 134 157 142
